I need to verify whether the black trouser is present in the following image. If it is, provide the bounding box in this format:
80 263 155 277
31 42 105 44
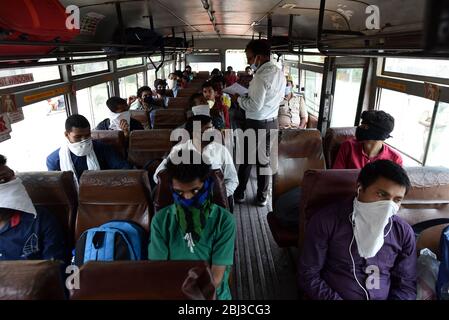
235 118 278 199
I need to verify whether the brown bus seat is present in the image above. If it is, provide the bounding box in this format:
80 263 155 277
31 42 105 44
298 167 449 250
130 110 150 130
0 260 65 300
306 113 318 129
267 129 326 247
417 223 449 260
91 130 127 158
177 88 201 98
70 261 215 300
152 109 187 129
128 129 179 169
323 127 356 169
167 97 191 111
17 171 78 258
75 170 153 241
153 169 229 213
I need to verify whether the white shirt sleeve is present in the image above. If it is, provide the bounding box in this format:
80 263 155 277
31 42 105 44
153 157 168 184
220 146 239 197
238 74 267 113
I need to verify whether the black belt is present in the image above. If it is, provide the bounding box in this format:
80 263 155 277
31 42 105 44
247 117 277 123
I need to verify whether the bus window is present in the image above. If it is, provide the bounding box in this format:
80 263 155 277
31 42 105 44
384 58 449 82
425 102 449 167
0 97 67 171
119 75 139 101
147 69 156 89
117 57 143 69
225 49 247 72
302 70 322 117
76 82 110 128
378 89 435 164
0 62 60 89
330 68 363 127
189 63 221 72
72 57 108 76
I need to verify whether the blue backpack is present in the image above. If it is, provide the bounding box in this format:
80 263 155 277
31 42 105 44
74 220 147 267
437 225 449 299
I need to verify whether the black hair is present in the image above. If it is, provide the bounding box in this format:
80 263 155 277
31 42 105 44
137 86 152 98
154 79 167 88
175 70 183 78
211 68 221 76
227 66 233 70
106 97 128 112
245 66 251 71
211 75 225 87
202 81 214 90
166 149 211 183
246 39 271 57
65 114 90 132
360 110 395 133
0 154 6 166
185 115 213 138
189 93 206 107
358 159 411 195
185 65 192 70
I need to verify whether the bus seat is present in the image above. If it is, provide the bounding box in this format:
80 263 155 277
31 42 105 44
130 110 150 130
167 97 190 111
267 129 326 247
298 167 449 250
177 88 201 98
306 113 318 129
323 127 356 168
91 130 127 158
17 171 78 261
70 261 215 300
75 170 153 241
152 109 187 129
153 169 229 214
195 71 210 79
417 223 449 260
128 129 178 169
0 260 65 300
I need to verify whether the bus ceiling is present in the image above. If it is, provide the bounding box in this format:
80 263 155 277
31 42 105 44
0 0 447 63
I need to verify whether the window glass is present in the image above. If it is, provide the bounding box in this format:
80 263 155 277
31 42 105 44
147 69 156 89
0 60 60 89
0 97 67 171
378 89 435 163
119 74 138 100
76 82 110 128
425 102 449 167
117 57 143 69
225 49 247 72
72 56 108 76
188 62 221 73
384 58 449 81
302 49 325 64
303 70 322 117
330 68 363 127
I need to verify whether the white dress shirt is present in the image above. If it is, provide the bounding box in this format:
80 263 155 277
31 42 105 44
153 140 239 197
237 61 286 121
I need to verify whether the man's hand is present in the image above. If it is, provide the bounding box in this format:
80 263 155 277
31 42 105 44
128 96 137 107
119 119 130 137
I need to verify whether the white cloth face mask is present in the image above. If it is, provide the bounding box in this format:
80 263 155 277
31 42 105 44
67 138 94 157
351 197 399 258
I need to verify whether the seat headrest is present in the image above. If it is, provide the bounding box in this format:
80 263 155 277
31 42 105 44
168 97 190 111
91 130 127 158
75 170 153 240
154 169 228 213
130 110 150 129
152 109 187 129
0 260 65 300
323 127 356 168
70 261 215 300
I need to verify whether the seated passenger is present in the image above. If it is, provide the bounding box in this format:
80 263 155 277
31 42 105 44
202 81 230 129
279 78 308 129
96 97 144 136
149 150 236 300
154 115 238 208
0 154 66 261
47 114 132 183
237 66 253 89
333 110 403 169
168 72 181 97
130 86 158 112
153 79 172 107
224 66 238 87
298 160 416 300
184 65 194 81
188 93 209 118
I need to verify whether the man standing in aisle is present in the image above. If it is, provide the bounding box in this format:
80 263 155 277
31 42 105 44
232 40 286 206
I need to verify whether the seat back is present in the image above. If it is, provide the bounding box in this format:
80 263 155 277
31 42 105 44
416 223 449 259
152 109 187 129
306 113 318 129
272 129 326 202
91 130 127 158
75 170 153 241
0 260 65 300
299 167 449 249
323 127 357 168
70 261 215 300
177 88 201 98
130 110 150 129
195 71 210 79
17 171 78 256
167 97 191 111
128 129 179 168
153 169 229 213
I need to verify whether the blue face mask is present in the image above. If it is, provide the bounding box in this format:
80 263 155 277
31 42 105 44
250 56 259 72
172 178 213 209
285 86 292 96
